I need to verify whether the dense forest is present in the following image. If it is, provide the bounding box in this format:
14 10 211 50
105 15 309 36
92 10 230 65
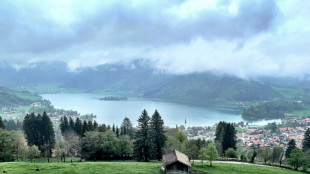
242 101 305 121
143 74 280 102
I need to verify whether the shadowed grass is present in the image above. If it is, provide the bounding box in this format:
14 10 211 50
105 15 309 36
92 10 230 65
192 163 305 174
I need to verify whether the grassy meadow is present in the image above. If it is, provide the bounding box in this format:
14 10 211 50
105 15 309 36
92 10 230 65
192 163 305 174
0 161 162 174
0 161 307 174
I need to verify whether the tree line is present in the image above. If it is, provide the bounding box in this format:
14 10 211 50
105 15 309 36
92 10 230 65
55 109 166 162
1 112 310 172
242 101 304 121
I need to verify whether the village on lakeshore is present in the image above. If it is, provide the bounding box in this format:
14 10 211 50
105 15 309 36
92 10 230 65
2 101 310 150
184 115 310 150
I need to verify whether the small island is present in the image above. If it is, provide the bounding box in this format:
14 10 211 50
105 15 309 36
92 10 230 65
99 96 128 101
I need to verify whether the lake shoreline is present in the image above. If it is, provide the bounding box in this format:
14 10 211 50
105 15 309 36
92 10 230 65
41 92 280 127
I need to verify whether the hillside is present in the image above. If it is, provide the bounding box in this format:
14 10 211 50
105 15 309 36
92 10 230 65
59 63 282 102
0 62 287 102
242 101 305 121
0 87 40 107
143 73 280 102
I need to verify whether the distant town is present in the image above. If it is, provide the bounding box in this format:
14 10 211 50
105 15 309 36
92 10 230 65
184 114 310 150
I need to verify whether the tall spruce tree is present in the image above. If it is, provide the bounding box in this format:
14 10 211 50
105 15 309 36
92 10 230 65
0 117 5 129
93 120 98 130
303 128 310 152
82 120 88 136
121 117 134 139
215 122 236 154
69 117 75 130
215 121 225 143
112 124 115 132
150 110 167 161
116 126 120 138
134 109 151 162
222 123 237 152
74 118 82 136
34 113 42 146
23 112 55 157
88 121 94 131
60 116 69 134
23 113 37 146
286 139 296 158
41 112 55 157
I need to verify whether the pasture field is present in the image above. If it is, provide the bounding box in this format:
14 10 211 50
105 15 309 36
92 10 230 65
0 161 306 174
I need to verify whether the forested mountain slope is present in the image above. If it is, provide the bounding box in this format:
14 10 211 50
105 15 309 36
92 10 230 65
0 62 284 102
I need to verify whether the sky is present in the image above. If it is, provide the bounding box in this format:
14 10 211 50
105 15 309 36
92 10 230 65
0 0 310 78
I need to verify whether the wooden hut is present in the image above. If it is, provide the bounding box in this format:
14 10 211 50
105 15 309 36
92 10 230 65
162 150 191 174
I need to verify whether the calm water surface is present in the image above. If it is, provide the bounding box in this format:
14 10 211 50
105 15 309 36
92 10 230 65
41 93 279 127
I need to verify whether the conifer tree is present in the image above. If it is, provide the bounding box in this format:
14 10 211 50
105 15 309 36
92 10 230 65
88 120 93 131
93 120 98 130
215 121 224 143
23 112 55 157
60 116 69 134
121 117 134 139
63 116 69 131
116 126 120 138
41 112 55 157
60 117 64 132
34 113 42 146
23 113 37 146
69 117 75 130
74 118 82 136
0 117 5 129
215 122 236 154
82 120 88 136
134 109 151 162
286 139 296 158
112 124 115 132
303 128 310 152
222 123 237 152
150 110 167 161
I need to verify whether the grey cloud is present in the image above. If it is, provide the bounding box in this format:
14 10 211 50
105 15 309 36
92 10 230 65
76 0 279 47
0 0 308 79
0 0 279 55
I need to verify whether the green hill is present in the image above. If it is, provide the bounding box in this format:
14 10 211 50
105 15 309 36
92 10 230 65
143 73 280 102
0 87 41 107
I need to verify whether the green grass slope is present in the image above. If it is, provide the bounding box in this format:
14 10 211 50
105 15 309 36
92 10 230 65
0 162 306 174
192 163 305 174
0 162 161 174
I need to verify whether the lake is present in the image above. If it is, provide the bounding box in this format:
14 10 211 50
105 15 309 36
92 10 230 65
41 93 279 127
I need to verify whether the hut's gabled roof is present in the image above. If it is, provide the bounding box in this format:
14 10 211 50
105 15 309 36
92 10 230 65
162 150 191 167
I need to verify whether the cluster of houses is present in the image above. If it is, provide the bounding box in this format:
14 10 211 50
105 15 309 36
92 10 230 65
186 116 310 150
1 102 90 125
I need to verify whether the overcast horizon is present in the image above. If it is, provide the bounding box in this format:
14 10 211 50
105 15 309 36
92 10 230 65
1 0 310 78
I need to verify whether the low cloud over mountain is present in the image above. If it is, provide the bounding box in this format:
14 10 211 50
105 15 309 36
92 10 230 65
0 0 309 78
